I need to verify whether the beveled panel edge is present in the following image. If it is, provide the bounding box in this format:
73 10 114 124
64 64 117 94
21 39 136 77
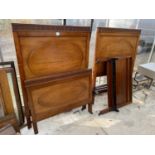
25 69 92 87
12 23 91 32
97 27 141 35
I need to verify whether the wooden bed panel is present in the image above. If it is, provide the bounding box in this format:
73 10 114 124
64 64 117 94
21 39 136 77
115 59 128 106
93 28 141 113
118 58 132 106
0 69 14 115
108 58 132 108
12 23 91 80
25 69 92 132
96 36 137 62
30 76 90 119
19 36 88 79
12 23 91 130
0 62 24 126
94 28 141 77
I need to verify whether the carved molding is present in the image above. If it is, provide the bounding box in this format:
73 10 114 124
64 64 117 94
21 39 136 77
25 69 92 87
12 23 91 32
98 27 141 35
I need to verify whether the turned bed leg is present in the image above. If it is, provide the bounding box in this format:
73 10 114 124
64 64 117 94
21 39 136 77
33 121 38 134
25 108 32 129
88 102 93 114
81 105 86 111
27 117 32 129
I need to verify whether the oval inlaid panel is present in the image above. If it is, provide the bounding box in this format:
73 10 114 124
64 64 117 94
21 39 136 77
27 41 84 76
37 81 88 108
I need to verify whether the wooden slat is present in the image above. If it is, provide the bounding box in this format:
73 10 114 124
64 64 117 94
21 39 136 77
0 69 14 115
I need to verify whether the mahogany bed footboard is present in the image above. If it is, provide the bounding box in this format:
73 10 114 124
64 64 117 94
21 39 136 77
25 69 92 134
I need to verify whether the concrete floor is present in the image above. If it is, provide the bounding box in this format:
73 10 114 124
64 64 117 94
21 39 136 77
21 86 155 135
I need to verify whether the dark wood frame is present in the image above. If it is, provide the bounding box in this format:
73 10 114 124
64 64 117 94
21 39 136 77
0 61 24 125
98 56 133 115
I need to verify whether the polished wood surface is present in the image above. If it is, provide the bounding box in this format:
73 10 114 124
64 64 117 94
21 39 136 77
12 23 90 79
0 61 25 126
93 27 141 80
26 69 92 134
0 69 20 133
0 69 14 115
93 28 141 112
12 23 92 133
107 57 132 108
